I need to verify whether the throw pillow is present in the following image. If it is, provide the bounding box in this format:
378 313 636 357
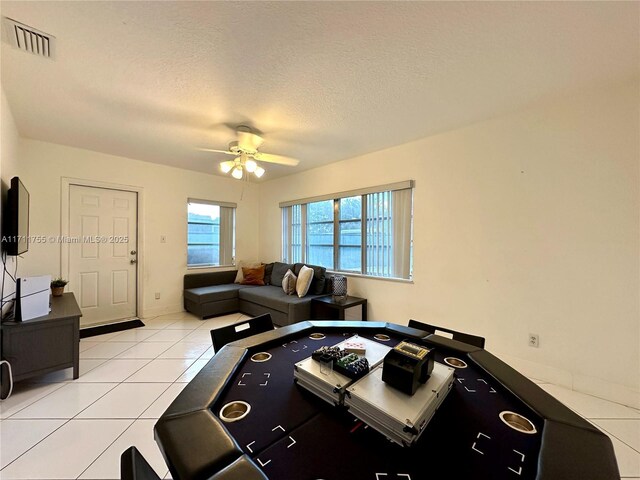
293 263 327 295
234 261 262 283
271 262 294 286
282 269 297 295
241 265 265 286
296 265 314 297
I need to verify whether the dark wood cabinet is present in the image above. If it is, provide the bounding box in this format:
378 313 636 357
1 293 81 383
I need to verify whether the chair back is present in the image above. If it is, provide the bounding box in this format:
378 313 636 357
211 313 274 352
120 446 162 480
408 319 485 349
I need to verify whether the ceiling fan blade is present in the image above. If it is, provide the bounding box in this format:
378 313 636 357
197 148 236 156
237 130 264 151
253 152 300 166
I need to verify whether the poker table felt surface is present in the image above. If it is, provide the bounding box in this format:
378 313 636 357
154 321 620 480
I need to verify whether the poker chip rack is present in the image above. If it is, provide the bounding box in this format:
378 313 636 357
294 334 455 447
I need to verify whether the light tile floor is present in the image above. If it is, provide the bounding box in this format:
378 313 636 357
0 311 248 480
0 311 638 479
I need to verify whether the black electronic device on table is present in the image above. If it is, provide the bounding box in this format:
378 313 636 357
382 340 434 395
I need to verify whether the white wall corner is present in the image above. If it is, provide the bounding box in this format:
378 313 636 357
494 350 640 410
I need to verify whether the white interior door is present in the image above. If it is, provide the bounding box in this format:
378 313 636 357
69 185 138 327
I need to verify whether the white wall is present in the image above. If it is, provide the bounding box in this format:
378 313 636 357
16 139 260 318
1 87 20 318
259 80 640 408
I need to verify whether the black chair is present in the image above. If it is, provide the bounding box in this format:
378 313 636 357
211 313 275 352
408 319 485 349
120 446 162 480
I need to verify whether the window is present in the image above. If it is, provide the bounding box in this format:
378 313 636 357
281 181 413 279
187 199 236 267
306 200 334 268
338 196 361 272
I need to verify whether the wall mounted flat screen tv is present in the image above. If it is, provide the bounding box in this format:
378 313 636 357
3 176 30 256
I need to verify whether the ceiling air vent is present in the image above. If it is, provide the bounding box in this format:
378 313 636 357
3 17 55 59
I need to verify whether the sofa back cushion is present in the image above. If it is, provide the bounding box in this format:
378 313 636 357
184 270 237 289
263 262 275 285
271 262 294 286
293 263 327 295
324 274 334 294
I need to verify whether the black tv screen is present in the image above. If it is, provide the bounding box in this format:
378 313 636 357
4 176 29 256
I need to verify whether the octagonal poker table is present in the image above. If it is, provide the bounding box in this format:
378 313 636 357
154 321 619 480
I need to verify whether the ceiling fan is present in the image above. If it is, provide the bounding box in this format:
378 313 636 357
199 126 300 180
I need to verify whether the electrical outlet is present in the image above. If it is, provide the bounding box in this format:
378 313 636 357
160 235 167 243
528 333 539 348
155 292 161 300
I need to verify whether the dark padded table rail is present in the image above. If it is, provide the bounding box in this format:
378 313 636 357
154 321 619 480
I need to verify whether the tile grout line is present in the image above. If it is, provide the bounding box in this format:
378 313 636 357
75 314 207 479
0 314 174 476
114 336 180 360
588 420 640 455
3 316 197 477
72 418 137 480
1 382 68 420
1 378 131 471
21 357 109 388
1 313 240 479
75 382 177 479
0 416 75 473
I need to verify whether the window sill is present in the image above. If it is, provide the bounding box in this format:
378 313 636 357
187 264 236 271
326 270 414 284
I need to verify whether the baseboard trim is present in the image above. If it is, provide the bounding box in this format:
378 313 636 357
494 351 640 410
80 319 145 339
140 304 185 319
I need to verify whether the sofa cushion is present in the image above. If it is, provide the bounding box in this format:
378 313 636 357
239 286 313 314
184 271 237 289
263 262 274 285
184 284 250 304
324 274 334 294
293 263 327 295
270 262 294 286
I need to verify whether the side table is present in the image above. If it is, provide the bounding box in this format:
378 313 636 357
311 295 368 321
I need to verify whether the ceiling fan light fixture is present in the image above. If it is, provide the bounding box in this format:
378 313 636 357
220 160 234 173
231 165 243 179
245 159 257 173
206 125 298 180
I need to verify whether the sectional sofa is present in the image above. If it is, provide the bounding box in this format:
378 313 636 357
183 262 333 327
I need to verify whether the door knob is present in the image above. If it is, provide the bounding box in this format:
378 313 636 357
130 250 137 255
130 259 137 264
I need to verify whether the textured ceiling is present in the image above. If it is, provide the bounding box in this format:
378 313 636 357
1 1 638 180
